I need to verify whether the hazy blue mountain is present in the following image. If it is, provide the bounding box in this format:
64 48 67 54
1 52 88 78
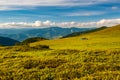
0 28 33 34
0 36 20 46
0 27 94 41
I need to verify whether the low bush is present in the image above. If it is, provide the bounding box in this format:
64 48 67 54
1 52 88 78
32 45 49 50
12 44 49 52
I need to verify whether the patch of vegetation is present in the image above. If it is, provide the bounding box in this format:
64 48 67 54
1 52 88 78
21 58 67 69
2 44 50 52
50 49 80 55
13 45 49 52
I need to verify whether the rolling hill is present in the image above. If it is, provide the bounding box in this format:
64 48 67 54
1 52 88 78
88 24 120 35
62 26 107 38
0 36 20 46
21 37 48 44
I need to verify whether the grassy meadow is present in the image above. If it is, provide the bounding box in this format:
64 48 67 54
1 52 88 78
0 25 120 80
31 25 120 50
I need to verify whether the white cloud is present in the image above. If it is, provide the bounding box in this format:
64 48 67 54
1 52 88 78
0 0 117 10
0 0 104 6
0 6 21 10
0 18 120 28
112 6 118 10
34 21 43 27
65 11 105 16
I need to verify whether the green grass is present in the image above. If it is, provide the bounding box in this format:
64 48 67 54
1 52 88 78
0 49 120 80
31 34 120 50
31 25 120 50
0 25 120 80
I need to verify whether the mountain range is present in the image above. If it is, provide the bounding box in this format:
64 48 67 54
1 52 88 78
0 27 94 41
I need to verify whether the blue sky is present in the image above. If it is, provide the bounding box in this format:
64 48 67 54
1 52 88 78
0 0 120 28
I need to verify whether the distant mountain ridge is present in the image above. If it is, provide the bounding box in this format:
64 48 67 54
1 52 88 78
0 27 94 41
0 36 20 46
62 26 107 38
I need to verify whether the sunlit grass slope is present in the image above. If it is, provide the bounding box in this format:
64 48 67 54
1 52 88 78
31 25 120 49
0 47 120 79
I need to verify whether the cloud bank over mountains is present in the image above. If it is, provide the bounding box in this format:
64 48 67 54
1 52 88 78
0 18 120 28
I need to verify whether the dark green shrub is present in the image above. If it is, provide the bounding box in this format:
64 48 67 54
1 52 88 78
32 45 49 49
13 45 31 52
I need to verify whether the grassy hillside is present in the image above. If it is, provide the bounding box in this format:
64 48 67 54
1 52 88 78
89 25 120 35
0 25 120 79
31 25 120 49
62 26 107 38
